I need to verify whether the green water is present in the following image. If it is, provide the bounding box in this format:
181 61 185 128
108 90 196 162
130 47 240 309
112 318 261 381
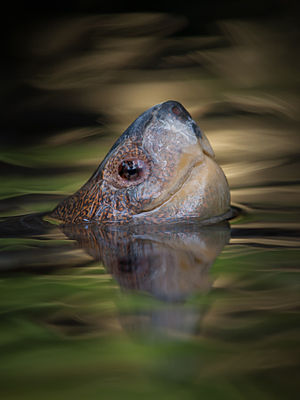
1 10 300 400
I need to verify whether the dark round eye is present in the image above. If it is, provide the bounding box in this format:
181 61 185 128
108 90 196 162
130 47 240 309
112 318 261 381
118 159 146 182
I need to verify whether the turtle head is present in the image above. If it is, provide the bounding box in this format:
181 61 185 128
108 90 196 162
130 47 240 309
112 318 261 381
50 101 230 224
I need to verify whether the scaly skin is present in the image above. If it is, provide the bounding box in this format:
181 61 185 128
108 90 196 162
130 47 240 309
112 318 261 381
50 101 230 225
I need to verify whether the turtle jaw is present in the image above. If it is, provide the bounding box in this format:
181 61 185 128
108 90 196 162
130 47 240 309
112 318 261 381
135 150 230 223
138 140 205 214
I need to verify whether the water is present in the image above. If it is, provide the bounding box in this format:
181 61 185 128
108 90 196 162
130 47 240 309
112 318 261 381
1 10 300 400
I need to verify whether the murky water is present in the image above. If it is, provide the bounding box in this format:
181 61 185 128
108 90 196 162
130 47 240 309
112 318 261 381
1 11 300 400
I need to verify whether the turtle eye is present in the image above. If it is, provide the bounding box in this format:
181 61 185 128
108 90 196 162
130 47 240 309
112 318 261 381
118 159 146 182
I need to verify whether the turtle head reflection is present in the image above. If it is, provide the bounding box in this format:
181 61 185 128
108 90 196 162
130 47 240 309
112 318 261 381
62 222 230 302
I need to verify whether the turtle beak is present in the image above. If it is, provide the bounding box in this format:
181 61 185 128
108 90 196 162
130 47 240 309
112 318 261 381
154 100 215 159
191 121 215 159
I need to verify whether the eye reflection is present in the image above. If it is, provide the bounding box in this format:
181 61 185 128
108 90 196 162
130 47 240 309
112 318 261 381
118 159 146 182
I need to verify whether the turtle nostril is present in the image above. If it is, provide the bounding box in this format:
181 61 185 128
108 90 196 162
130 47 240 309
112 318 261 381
171 105 182 116
170 103 191 122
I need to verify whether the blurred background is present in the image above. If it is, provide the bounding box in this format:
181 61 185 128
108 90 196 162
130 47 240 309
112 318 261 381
1 0 300 216
1 1 300 400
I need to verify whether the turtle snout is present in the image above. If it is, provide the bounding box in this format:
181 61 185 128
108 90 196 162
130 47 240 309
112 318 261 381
157 100 191 121
158 101 203 139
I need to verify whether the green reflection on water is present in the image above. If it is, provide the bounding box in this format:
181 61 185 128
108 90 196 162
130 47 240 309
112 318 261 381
0 142 109 168
0 242 299 400
0 203 299 400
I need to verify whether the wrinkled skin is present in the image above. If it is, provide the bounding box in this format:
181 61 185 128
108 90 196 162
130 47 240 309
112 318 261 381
50 101 230 224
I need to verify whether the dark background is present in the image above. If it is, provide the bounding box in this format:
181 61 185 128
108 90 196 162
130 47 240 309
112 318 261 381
2 0 299 145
